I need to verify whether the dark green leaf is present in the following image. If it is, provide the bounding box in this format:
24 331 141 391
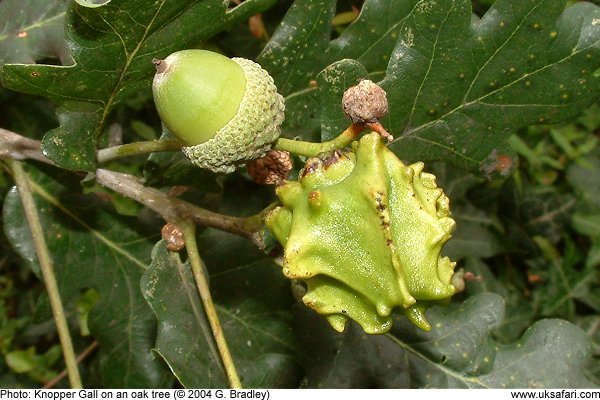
568 150 600 210
2 0 277 171
576 316 600 384
299 293 596 388
385 0 600 174
259 0 336 96
0 0 70 67
444 203 504 260
261 0 600 175
2 165 171 387
141 241 226 388
316 59 367 141
260 0 410 95
479 319 594 388
531 238 599 318
463 258 535 343
259 0 415 141
141 234 302 388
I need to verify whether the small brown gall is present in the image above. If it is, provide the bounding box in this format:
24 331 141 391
342 79 388 124
161 223 185 252
247 150 293 185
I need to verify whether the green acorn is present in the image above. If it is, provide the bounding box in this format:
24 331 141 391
152 50 285 173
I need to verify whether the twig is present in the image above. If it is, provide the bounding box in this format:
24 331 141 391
0 128 51 164
180 220 242 388
94 169 264 245
6 159 83 389
169 251 225 378
43 341 98 389
97 140 181 163
0 128 266 247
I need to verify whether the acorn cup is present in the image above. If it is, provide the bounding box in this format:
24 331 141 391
152 50 285 173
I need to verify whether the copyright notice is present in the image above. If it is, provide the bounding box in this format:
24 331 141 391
0 390 269 400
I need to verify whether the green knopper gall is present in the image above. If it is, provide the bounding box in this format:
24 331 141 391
265 132 457 334
152 50 285 173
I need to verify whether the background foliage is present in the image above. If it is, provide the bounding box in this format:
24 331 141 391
0 0 599 388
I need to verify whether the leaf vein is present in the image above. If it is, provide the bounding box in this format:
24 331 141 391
406 0 456 129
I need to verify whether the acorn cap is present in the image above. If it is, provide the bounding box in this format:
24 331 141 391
183 58 285 173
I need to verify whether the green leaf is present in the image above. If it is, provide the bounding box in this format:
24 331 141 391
444 203 505 260
0 0 70 66
298 293 596 388
386 0 600 174
259 0 336 96
261 0 600 175
572 212 600 238
259 0 413 139
463 258 535 343
316 59 368 140
141 234 302 388
260 0 409 95
568 150 600 210
2 0 277 171
6 347 37 374
2 165 171 388
479 319 594 388
576 316 600 384
5 345 61 383
499 178 576 246
141 241 226 388
531 238 600 318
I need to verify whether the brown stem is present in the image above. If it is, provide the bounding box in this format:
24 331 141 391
0 128 51 164
0 128 266 247
94 169 264 243
43 341 99 389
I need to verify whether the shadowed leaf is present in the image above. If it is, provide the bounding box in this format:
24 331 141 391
3 165 171 387
2 0 277 170
141 233 302 388
0 0 70 67
298 293 595 388
261 0 600 176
